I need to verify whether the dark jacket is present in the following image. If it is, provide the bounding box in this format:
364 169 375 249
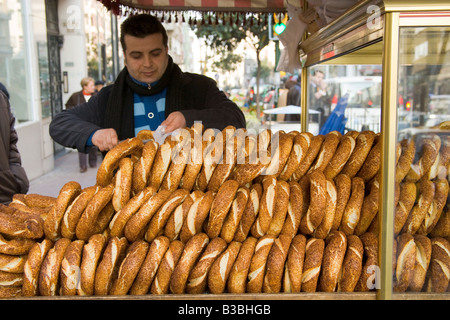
50 67 246 153
65 90 89 109
0 91 29 204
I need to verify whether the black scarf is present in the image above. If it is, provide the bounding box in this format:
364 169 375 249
104 55 181 139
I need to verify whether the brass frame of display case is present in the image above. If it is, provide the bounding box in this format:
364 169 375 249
299 0 450 300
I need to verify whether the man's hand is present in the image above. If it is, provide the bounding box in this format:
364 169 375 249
161 111 186 133
91 128 119 152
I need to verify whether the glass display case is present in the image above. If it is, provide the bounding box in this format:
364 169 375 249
299 0 450 299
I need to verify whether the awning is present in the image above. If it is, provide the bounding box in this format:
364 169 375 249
98 0 300 15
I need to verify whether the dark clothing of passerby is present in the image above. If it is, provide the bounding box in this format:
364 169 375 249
65 90 98 171
0 85 29 204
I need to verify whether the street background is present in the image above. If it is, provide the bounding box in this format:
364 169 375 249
28 149 99 198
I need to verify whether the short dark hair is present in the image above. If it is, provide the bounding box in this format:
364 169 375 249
120 14 168 52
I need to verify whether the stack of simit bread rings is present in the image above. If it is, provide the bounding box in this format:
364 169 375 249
1 124 449 298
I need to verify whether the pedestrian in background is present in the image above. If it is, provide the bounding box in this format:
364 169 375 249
285 76 301 122
0 82 29 204
95 80 105 93
65 77 98 172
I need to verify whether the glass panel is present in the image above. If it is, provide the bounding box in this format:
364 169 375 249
307 64 382 135
395 26 450 293
0 0 32 123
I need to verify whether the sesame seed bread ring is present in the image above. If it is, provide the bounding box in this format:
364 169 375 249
393 233 417 292
0 270 22 287
234 183 262 242
150 240 184 295
108 186 156 238
394 182 417 236
313 179 338 239
21 239 53 296
207 135 243 193
331 174 352 232
402 179 435 235
339 177 365 236
169 232 209 294
0 286 21 298
319 231 347 292
161 139 191 192
44 181 81 241
208 241 242 294
112 157 133 212
263 132 294 177
206 180 239 239
291 135 324 181
299 171 327 235
280 181 305 239
59 239 85 296
136 129 154 141
247 235 275 293
251 176 277 238
266 180 290 237
23 194 56 209
0 253 26 273
195 131 227 192
130 235 170 295
180 191 214 243
78 234 107 296
96 137 144 187
406 135 441 182
408 234 431 292
357 136 381 182
308 131 341 174
229 150 271 187
354 177 380 236
164 192 198 241
61 186 100 240
283 234 306 293
263 234 292 293
179 140 209 192
418 179 449 235
94 236 128 296
428 205 449 238
341 130 376 178
38 238 71 296
227 236 257 293
109 240 149 296
124 189 172 242
323 135 356 180
355 232 378 292
395 138 416 183
0 233 35 256
279 132 311 181
186 237 227 294
337 234 363 292
132 140 158 195
221 187 250 243
427 237 450 292
75 184 115 241
148 139 177 191
0 211 44 240
145 189 189 243
301 238 325 292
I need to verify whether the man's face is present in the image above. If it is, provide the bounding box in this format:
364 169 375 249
123 33 169 84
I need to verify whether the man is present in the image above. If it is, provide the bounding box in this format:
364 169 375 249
65 77 98 172
0 83 29 204
49 14 246 153
309 70 330 127
284 77 301 122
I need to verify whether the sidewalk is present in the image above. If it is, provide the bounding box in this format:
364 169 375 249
28 149 100 198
